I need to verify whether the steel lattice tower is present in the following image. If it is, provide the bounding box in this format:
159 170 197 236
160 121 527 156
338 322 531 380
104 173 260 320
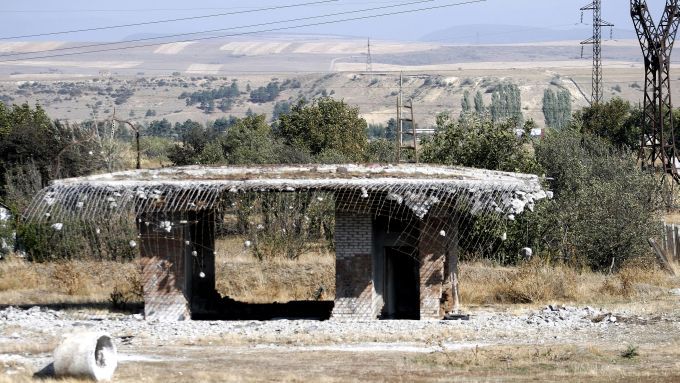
632 0 680 187
366 38 373 72
581 0 614 104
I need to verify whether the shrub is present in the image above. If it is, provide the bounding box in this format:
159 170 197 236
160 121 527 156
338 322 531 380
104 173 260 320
222 192 334 260
534 128 662 270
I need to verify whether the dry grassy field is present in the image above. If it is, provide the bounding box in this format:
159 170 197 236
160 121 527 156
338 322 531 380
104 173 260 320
1 251 679 382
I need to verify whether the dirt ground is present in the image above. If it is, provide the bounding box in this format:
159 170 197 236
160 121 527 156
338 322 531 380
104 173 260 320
1 255 679 382
1 294 679 382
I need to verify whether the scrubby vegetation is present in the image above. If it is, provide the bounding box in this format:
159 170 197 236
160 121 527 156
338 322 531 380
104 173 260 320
180 81 240 112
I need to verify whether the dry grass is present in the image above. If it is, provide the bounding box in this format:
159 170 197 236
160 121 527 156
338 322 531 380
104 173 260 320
413 342 680 382
460 257 678 306
0 254 140 306
215 236 335 303
1 245 677 309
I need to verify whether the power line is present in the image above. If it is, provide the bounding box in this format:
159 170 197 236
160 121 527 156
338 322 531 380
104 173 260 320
0 0 486 63
0 0 443 59
0 1 406 13
0 0 340 41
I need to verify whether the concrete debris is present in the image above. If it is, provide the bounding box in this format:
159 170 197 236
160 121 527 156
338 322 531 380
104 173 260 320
525 305 625 325
0 306 61 321
669 288 680 296
159 221 172 233
519 247 533 260
53 332 117 381
1 304 670 355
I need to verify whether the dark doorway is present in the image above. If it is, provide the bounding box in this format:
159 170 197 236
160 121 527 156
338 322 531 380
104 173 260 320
384 247 420 319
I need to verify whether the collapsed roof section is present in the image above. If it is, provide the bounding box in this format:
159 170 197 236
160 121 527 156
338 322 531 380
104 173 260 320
24 164 548 223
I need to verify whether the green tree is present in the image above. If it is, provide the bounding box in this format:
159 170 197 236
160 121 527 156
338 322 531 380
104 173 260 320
167 121 215 165
474 90 485 114
250 81 280 103
365 138 396 163
0 104 101 186
276 97 368 162
542 89 557 128
145 118 173 137
461 90 472 114
490 83 523 124
221 114 278 164
210 116 238 135
544 89 573 129
420 113 540 173
556 89 572 129
272 100 291 121
573 97 640 149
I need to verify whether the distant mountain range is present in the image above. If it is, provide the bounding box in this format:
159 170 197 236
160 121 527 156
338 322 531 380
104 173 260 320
419 24 637 44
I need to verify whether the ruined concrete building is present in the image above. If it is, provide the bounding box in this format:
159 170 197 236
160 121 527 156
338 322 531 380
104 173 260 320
25 164 546 321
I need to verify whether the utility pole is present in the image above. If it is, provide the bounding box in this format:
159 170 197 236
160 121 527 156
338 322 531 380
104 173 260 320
396 73 418 163
581 0 614 105
631 0 680 199
111 108 141 170
366 37 373 72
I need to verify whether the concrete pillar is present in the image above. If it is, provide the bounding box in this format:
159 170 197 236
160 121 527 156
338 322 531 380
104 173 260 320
332 211 375 320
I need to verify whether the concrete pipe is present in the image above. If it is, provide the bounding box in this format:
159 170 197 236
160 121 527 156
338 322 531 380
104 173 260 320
53 332 118 381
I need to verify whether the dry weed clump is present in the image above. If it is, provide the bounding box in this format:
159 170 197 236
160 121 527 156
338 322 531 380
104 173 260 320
599 257 673 298
215 235 335 303
459 259 578 304
0 255 141 306
0 254 42 292
110 264 143 310
52 262 90 296
493 259 578 304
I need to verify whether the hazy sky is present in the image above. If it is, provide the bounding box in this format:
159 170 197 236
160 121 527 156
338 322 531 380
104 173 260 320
0 0 666 42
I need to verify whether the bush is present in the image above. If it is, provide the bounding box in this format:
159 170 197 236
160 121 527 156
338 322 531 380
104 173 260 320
18 218 137 262
222 192 335 260
534 128 662 270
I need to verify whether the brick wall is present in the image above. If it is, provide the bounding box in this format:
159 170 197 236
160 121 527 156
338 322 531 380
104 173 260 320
332 212 375 320
139 213 191 321
418 216 453 320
